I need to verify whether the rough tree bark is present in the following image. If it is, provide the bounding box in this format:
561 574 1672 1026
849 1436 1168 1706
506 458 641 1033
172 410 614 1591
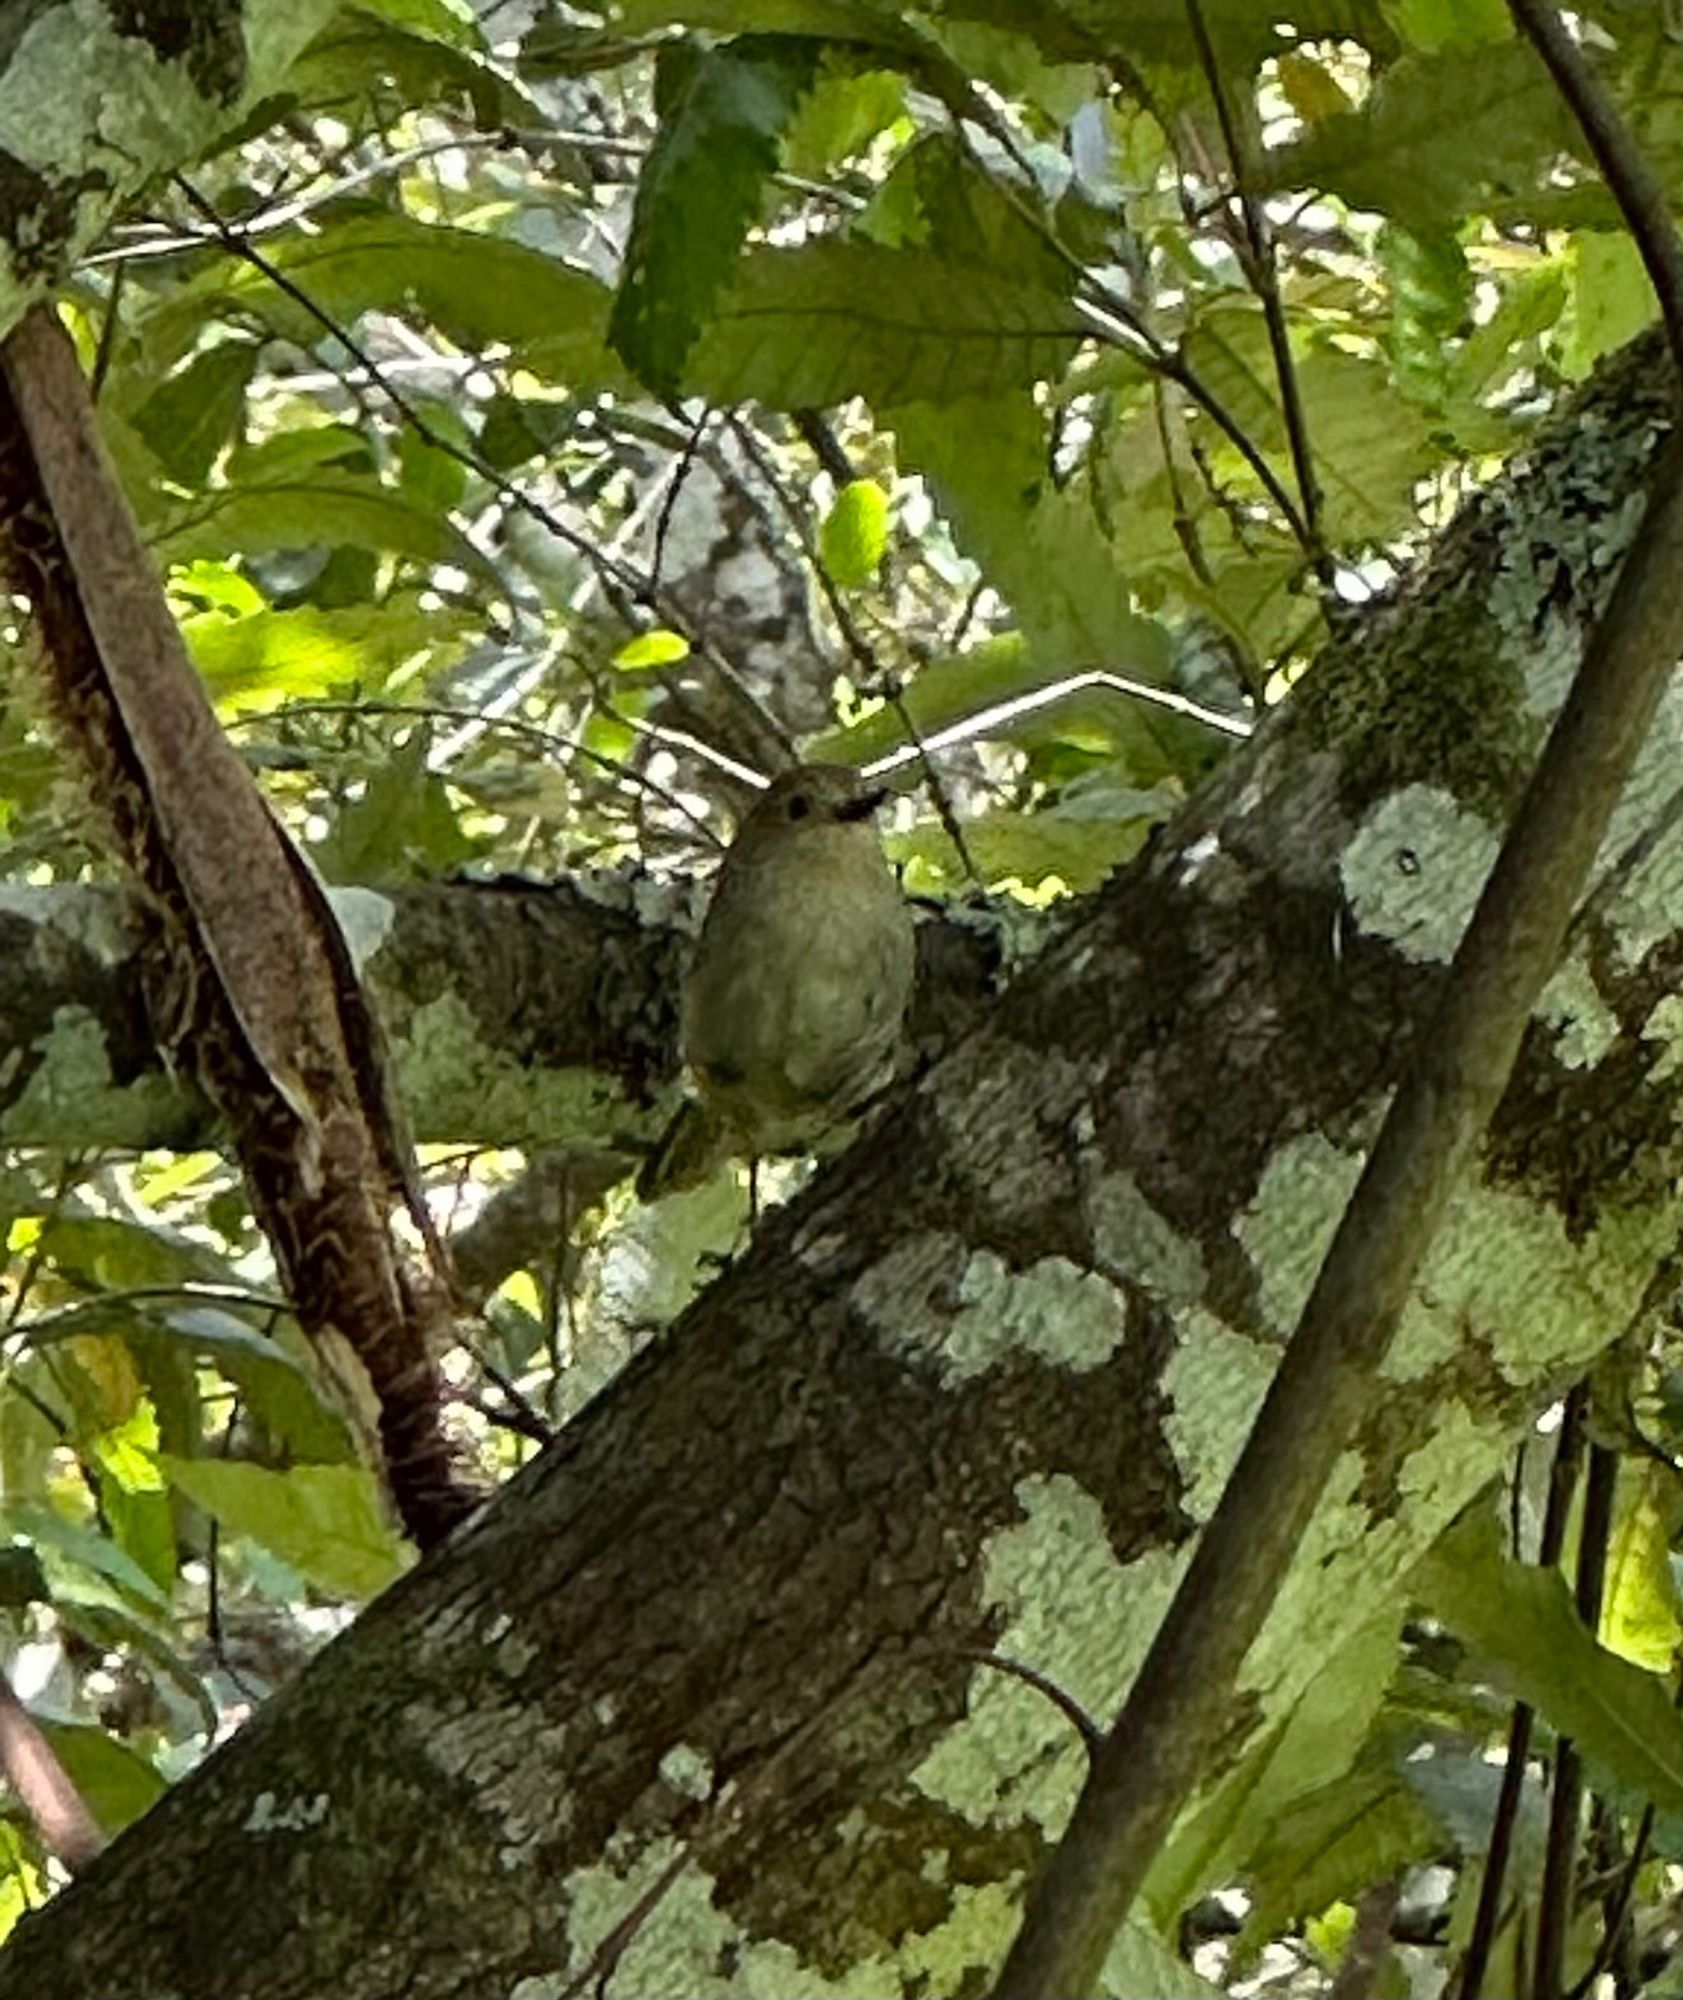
0 875 1003 1151
2 317 1679 1994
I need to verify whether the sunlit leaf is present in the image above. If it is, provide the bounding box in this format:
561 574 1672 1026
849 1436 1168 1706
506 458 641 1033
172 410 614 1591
820 479 890 585
162 1459 409 1600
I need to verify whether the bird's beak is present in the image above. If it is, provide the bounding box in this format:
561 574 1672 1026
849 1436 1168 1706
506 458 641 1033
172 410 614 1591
836 786 889 822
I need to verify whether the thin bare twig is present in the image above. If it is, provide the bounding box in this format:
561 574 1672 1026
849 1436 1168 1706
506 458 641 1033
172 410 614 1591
718 413 985 887
1183 0 1330 587
170 176 798 765
1455 1383 1588 2000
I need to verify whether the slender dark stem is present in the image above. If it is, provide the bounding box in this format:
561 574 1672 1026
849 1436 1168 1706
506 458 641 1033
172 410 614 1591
1532 1440 1617 1998
170 176 798 762
1508 0 1683 372
1183 0 1330 588
990 420 1683 1998
792 408 856 487
1457 1386 1588 2000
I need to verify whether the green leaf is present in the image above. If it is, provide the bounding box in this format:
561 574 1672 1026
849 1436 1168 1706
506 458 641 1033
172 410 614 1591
686 242 1087 407
1421 1513 1683 1819
1381 225 1472 404
140 213 620 394
184 599 474 710
1560 230 1657 381
151 473 501 591
812 631 1193 784
611 35 821 395
889 394 1180 763
782 64 906 176
1265 40 1579 232
141 1305 357 1464
888 802 1155 894
1602 1460 1683 1676
267 8 543 146
1146 1607 1405 1922
311 735 476 883
1442 262 1566 409
14 1508 171 1616
613 628 692 669
38 1722 166 1837
131 342 257 487
161 1459 409 1600
1383 0 1512 50
820 479 890 585
1234 1764 1440 1963
876 131 1073 296
1275 51 1356 128
613 0 914 38
1100 1920 1224 2000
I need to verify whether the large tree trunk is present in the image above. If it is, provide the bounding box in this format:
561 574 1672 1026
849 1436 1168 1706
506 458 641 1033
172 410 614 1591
2 330 1677 1994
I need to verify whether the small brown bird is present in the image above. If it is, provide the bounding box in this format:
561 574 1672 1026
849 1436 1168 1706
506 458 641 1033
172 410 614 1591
638 764 915 1199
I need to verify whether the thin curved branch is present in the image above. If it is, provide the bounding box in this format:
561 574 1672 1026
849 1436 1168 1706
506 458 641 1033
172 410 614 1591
1184 0 1330 587
1508 0 1683 370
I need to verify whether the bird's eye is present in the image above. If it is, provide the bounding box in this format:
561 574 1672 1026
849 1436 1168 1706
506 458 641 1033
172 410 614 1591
786 793 811 821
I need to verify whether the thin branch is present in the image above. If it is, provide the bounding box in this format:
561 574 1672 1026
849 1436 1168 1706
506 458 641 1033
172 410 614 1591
1455 1383 1589 2000
1183 0 1330 587
941 120 1315 550
170 176 798 764
862 669 1251 783
1532 1438 1616 2000
718 412 984 885
991 410 1683 1998
233 696 727 848
1508 0 1683 371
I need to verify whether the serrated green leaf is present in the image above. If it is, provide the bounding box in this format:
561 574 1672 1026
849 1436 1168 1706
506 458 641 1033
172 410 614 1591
820 479 889 585
880 132 1073 295
782 64 905 176
162 1458 408 1600
1265 40 1579 231
611 35 821 395
1421 1512 1683 1819
131 343 257 487
687 242 1087 407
